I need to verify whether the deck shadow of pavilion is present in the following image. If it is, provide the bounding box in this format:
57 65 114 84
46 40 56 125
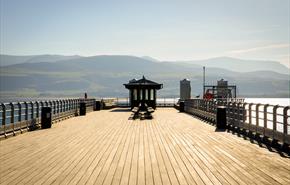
110 108 131 112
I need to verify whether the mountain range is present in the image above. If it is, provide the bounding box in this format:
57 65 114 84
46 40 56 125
0 54 289 98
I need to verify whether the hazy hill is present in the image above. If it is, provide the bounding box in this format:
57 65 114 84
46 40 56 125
173 57 289 74
0 54 82 66
0 55 289 98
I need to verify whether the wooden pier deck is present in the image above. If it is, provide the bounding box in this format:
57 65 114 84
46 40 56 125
0 108 289 185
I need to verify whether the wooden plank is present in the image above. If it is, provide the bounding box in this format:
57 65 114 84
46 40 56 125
118 121 137 185
0 108 289 185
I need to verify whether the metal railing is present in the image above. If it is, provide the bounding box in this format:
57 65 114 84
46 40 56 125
0 98 95 137
184 99 290 145
104 97 180 107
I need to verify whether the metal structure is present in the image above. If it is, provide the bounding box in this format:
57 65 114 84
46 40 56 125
180 79 191 100
204 79 237 99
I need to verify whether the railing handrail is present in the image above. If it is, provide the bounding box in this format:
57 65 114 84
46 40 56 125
183 98 290 145
0 98 96 137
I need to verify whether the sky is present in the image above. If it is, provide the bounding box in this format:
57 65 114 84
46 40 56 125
0 0 289 67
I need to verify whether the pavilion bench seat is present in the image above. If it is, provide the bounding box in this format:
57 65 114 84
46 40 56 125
132 106 140 119
147 107 154 113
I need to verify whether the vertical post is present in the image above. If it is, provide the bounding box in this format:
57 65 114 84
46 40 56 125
74 99 76 110
18 102 21 122
249 103 253 125
273 105 278 131
24 102 28 129
1 103 6 135
234 86 237 98
242 103 247 129
154 89 156 107
57 100 60 114
237 102 241 124
63 100 66 112
283 106 290 142
53 101 56 114
10 103 15 134
67 99 71 111
40 102 43 119
203 66 205 98
30 102 34 119
24 102 28 121
255 104 260 126
263 104 269 132
36 101 39 118
60 100 62 113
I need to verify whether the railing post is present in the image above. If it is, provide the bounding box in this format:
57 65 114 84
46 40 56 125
18 102 21 122
237 102 242 125
30 102 34 119
273 105 279 131
73 99 75 110
233 102 236 126
40 101 44 112
24 102 28 129
58 100 61 116
56 100 59 114
24 102 28 121
1 103 6 135
36 101 39 118
10 103 15 134
53 101 56 114
242 103 247 128
249 103 253 125
66 99 69 110
63 100 65 112
67 99 70 111
49 101 53 113
263 104 269 132
71 99 74 110
283 106 290 143
62 100 65 112
69 99 72 110
256 104 261 129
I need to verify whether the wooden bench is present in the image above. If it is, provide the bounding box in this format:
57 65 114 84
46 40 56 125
132 103 154 120
132 106 140 119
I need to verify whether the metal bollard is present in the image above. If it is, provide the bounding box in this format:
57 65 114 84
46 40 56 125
94 101 101 111
41 107 52 129
216 106 227 129
179 101 185 112
79 102 86 116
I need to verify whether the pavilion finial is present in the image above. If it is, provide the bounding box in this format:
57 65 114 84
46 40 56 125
142 75 145 79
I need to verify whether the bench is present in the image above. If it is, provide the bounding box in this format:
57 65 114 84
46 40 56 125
132 106 140 119
132 103 154 120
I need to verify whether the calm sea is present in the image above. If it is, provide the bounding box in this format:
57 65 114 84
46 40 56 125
244 98 289 106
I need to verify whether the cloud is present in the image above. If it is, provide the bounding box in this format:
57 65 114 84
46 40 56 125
228 44 289 54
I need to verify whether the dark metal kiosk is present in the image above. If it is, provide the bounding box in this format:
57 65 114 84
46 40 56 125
124 76 163 110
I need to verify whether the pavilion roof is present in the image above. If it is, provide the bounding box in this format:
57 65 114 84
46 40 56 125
124 76 163 89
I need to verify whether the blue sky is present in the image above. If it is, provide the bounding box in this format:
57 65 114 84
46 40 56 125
0 0 289 67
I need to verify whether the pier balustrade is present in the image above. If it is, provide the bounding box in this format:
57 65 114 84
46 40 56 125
0 98 95 138
184 99 290 145
107 97 180 107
